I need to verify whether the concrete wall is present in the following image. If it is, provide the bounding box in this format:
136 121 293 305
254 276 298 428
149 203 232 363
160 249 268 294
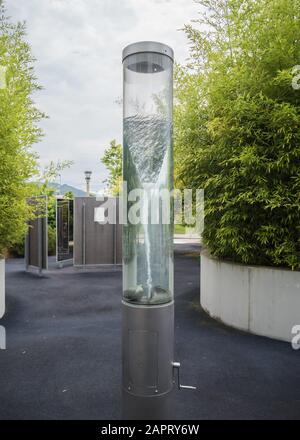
0 258 4 319
201 250 300 342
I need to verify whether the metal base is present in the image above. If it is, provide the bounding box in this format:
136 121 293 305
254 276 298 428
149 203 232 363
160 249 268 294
122 388 174 420
122 300 174 420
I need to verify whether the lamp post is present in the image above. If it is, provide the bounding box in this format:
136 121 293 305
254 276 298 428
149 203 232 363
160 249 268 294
84 171 92 197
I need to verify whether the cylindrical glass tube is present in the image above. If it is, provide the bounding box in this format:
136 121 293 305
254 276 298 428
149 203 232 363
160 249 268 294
122 42 174 305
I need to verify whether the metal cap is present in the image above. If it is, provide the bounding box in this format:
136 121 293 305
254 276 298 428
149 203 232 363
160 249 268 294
122 41 174 62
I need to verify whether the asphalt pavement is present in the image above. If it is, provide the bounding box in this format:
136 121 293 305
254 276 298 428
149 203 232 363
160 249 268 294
0 244 299 419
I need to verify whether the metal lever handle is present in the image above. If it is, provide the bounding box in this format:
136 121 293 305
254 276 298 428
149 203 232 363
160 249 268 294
179 385 197 390
172 361 197 391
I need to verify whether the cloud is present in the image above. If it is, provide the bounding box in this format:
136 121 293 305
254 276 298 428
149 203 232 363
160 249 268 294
6 0 198 191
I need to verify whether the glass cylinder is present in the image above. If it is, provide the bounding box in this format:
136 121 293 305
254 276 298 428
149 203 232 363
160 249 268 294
122 42 174 305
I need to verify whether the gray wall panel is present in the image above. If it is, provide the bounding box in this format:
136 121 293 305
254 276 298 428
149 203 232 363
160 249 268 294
25 197 48 271
74 197 122 266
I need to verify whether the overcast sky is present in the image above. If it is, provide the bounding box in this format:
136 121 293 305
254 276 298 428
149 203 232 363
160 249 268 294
6 0 198 192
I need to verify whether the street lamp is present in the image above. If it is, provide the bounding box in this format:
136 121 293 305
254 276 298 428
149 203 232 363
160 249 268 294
84 170 92 197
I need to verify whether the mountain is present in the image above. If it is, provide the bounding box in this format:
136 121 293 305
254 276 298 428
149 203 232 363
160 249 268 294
49 183 86 197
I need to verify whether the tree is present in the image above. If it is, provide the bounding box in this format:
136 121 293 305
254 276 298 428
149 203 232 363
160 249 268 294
0 2 46 255
101 139 122 195
38 160 74 195
175 0 300 269
64 191 74 200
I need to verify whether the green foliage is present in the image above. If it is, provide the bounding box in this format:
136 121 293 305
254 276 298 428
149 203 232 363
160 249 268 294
38 159 74 195
175 0 300 269
101 139 122 195
8 236 25 258
0 2 46 255
175 224 186 235
47 224 56 256
64 191 74 200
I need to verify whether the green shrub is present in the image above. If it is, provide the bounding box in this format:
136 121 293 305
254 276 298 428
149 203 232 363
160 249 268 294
175 0 300 269
8 237 25 258
8 224 56 258
47 225 56 256
0 4 44 255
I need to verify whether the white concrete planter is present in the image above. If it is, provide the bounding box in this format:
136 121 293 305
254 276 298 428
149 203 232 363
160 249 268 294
0 257 5 319
201 250 300 342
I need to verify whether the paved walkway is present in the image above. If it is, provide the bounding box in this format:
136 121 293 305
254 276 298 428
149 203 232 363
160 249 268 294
0 245 299 419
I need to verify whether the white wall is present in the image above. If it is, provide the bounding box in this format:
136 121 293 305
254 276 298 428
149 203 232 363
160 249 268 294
201 250 300 342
